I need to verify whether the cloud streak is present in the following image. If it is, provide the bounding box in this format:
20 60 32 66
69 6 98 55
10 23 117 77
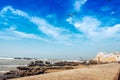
67 16 120 40
1 6 29 18
1 5 120 45
0 27 45 41
0 6 74 44
74 0 87 11
30 17 68 40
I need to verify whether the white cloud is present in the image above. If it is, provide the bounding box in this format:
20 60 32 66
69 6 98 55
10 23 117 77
104 24 120 37
0 27 44 40
0 6 70 42
0 6 43 40
66 17 73 24
72 16 120 40
13 31 41 39
30 17 59 37
74 0 87 11
1 6 29 18
74 16 100 33
1 5 120 44
30 17 69 40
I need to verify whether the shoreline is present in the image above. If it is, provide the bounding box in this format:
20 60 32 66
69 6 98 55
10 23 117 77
10 63 120 80
0 60 85 80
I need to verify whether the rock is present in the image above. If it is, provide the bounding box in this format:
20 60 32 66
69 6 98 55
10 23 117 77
45 61 50 65
17 66 33 70
31 67 47 75
53 61 80 66
28 61 35 66
2 60 77 79
3 70 22 79
3 66 47 79
16 66 47 75
89 60 97 64
28 60 46 67
14 57 22 60
23 57 32 60
35 60 44 66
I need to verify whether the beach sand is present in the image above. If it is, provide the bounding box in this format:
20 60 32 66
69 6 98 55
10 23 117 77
10 63 120 80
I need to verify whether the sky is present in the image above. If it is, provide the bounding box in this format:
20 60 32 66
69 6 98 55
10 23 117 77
0 0 120 59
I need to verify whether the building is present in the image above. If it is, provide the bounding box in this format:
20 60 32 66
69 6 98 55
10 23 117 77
94 52 120 63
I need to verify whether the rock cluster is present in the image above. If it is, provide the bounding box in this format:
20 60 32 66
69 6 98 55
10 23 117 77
89 60 97 64
53 61 80 66
2 66 47 80
1 60 80 80
28 60 50 66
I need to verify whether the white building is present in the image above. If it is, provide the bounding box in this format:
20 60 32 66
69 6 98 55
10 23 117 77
94 52 120 63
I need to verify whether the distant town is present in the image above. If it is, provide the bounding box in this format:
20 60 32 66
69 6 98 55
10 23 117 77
93 52 120 63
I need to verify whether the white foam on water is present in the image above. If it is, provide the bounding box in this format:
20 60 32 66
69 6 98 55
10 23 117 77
0 71 9 73
0 57 14 60
0 65 27 68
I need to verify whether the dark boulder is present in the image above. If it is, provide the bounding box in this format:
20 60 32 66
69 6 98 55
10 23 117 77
28 60 46 66
89 60 98 64
45 61 50 65
3 66 47 79
17 66 33 70
53 61 80 66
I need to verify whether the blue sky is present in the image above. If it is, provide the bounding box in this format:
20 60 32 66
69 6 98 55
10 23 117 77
0 0 120 59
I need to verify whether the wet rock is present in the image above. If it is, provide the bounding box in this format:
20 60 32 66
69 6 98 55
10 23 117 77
3 66 47 79
35 60 44 66
28 60 46 66
23 57 32 60
17 66 33 70
14 57 22 60
2 60 77 79
89 60 97 64
16 66 47 75
53 61 80 66
45 61 50 65
28 61 35 66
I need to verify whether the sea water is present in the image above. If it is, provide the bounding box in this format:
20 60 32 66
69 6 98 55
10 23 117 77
0 58 33 72
0 57 62 72
0 57 80 72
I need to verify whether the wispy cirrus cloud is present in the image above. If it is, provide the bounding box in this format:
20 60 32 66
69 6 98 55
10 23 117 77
30 17 68 40
66 17 73 24
0 6 74 43
0 27 45 41
65 0 120 41
66 16 120 41
1 6 29 18
74 0 87 11
0 6 46 41
1 5 120 45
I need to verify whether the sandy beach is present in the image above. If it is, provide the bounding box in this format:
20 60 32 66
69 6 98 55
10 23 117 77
10 63 120 80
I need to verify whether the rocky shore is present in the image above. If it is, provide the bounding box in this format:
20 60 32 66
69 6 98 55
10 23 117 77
0 60 82 80
11 63 120 80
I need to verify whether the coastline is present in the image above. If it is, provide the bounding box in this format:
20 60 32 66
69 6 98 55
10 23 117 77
10 63 120 80
0 58 85 80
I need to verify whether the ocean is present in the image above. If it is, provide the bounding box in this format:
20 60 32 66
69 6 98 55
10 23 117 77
0 57 80 73
0 57 81 79
0 58 34 73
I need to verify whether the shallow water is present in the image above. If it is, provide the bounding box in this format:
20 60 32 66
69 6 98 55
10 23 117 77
0 59 33 72
0 58 78 72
